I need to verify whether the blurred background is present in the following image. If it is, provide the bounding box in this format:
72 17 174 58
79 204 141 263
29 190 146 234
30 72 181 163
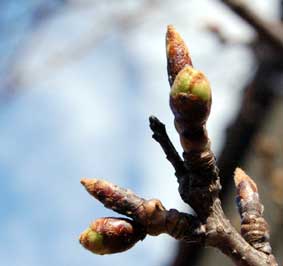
0 1 282 266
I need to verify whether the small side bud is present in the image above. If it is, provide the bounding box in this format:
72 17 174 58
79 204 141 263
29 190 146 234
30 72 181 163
234 168 272 254
80 179 167 235
234 168 258 202
166 25 192 86
80 178 144 218
79 218 145 255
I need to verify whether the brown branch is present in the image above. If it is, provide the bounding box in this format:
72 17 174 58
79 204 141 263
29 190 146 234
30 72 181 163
220 0 283 51
149 115 187 178
148 114 274 265
172 41 281 266
79 25 279 266
80 178 205 244
166 25 217 219
166 26 278 265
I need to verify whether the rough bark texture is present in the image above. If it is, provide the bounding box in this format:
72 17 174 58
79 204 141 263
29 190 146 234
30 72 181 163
172 2 283 265
80 178 204 241
79 24 279 266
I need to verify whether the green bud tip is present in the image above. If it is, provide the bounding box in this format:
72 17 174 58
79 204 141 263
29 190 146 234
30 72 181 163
79 228 105 255
170 66 211 102
79 218 144 255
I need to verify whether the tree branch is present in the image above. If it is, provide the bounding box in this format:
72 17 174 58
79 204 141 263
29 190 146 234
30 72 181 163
149 115 187 178
80 178 205 243
79 25 279 266
220 0 283 51
165 25 278 265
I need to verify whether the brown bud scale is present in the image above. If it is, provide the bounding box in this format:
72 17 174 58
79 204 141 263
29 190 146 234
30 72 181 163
81 178 169 235
234 168 272 254
79 217 145 255
81 178 144 218
166 25 192 86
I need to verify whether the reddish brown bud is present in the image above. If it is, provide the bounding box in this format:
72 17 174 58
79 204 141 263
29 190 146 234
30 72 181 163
81 178 168 235
166 25 192 86
79 217 145 255
80 178 144 217
234 168 258 202
80 178 204 245
234 168 272 254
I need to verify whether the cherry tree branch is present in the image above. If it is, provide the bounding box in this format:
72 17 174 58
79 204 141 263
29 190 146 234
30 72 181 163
220 0 283 51
80 178 205 250
79 25 279 266
149 115 187 178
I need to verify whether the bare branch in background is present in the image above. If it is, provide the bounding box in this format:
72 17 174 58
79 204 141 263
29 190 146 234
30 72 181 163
0 0 162 102
220 0 283 51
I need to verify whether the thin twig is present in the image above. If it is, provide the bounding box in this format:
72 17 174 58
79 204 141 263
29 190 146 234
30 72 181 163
149 115 187 178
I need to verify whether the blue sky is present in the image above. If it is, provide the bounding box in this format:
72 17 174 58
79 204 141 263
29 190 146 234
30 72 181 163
0 1 279 265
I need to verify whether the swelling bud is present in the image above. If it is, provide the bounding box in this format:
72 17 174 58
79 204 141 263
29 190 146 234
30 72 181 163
170 65 212 127
79 217 145 255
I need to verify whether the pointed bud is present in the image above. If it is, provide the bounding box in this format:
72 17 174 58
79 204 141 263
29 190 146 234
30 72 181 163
166 26 212 153
234 168 262 218
79 218 145 255
166 25 192 86
234 168 272 254
81 178 170 235
170 65 212 127
80 178 144 218
234 167 258 202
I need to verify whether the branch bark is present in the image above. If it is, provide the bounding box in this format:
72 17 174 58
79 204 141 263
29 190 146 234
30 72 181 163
220 0 283 51
149 115 277 266
79 25 279 266
149 115 187 178
80 178 205 244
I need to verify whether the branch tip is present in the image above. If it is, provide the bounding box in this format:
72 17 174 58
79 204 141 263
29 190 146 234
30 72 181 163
80 178 89 186
234 168 273 255
234 167 258 193
80 177 100 192
149 115 163 129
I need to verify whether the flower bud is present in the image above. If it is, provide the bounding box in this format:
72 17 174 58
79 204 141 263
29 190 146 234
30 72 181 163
170 65 212 126
79 217 145 255
171 66 211 101
166 25 192 86
234 168 272 254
